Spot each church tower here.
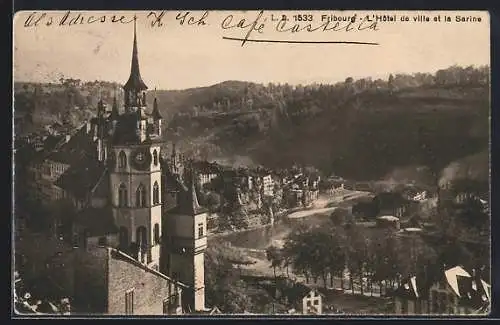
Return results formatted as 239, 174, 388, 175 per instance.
108, 17, 163, 270
163, 167, 207, 312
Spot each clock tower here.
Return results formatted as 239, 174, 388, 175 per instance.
108, 17, 164, 269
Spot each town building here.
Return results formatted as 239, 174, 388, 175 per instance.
18, 18, 207, 315
393, 265, 490, 315
284, 283, 324, 315
192, 160, 220, 189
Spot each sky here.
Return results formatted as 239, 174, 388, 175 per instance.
13, 10, 490, 90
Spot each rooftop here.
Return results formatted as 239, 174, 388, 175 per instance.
74, 207, 117, 237
55, 159, 107, 200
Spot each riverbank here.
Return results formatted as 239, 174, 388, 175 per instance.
208, 190, 371, 241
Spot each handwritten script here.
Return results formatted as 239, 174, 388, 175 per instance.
22, 10, 380, 47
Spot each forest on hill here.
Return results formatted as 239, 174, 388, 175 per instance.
14, 65, 490, 182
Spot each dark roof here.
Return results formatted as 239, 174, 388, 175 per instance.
192, 160, 220, 174
284, 282, 317, 304
43, 135, 64, 152
151, 98, 162, 119
169, 171, 208, 215
123, 20, 148, 91
45, 126, 97, 165
110, 97, 120, 120
74, 207, 117, 237
392, 266, 490, 309
111, 113, 141, 145
164, 170, 187, 192
55, 159, 107, 200
373, 191, 410, 208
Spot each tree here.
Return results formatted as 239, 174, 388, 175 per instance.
266, 245, 283, 280
329, 208, 349, 226
204, 240, 256, 313
388, 74, 395, 93
282, 224, 316, 283
325, 226, 347, 291
205, 192, 222, 213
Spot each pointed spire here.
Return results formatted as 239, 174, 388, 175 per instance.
124, 15, 148, 92
186, 170, 204, 215
172, 142, 177, 158
152, 88, 162, 119
111, 92, 119, 119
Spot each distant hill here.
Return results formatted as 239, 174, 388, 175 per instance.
13, 65, 490, 183
164, 83, 489, 182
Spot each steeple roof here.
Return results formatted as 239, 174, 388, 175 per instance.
187, 171, 206, 215
110, 95, 119, 119
152, 97, 162, 119
123, 16, 148, 92
177, 168, 207, 215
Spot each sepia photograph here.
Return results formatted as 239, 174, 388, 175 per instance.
12, 10, 490, 316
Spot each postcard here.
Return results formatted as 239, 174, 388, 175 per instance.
12, 10, 490, 316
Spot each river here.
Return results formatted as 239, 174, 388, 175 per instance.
213, 191, 372, 250
219, 212, 332, 250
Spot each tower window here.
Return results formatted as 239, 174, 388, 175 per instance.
125, 289, 134, 315
118, 184, 128, 207
136, 184, 147, 207
154, 223, 160, 245
153, 150, 158, 166
198, 222, 204, 238
118, 151, 127, 168
153, 181, 160, 205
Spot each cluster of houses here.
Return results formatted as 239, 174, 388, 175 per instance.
393, 265, 490, 315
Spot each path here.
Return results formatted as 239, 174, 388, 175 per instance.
287, 191, 373, 220
239, 251, 392, 299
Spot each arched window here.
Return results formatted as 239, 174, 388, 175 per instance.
153, 150, 158, 166
119, 183, 128, 207
118, 151, 127, 168
136, 226, 147, 248
153, 223, 160, 245
153, 181, 160, 205
119, 227, 129, 249
136, 184, 146, 207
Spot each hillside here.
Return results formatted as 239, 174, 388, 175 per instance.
13, 65, 490, 183
165, 84, 489, 182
